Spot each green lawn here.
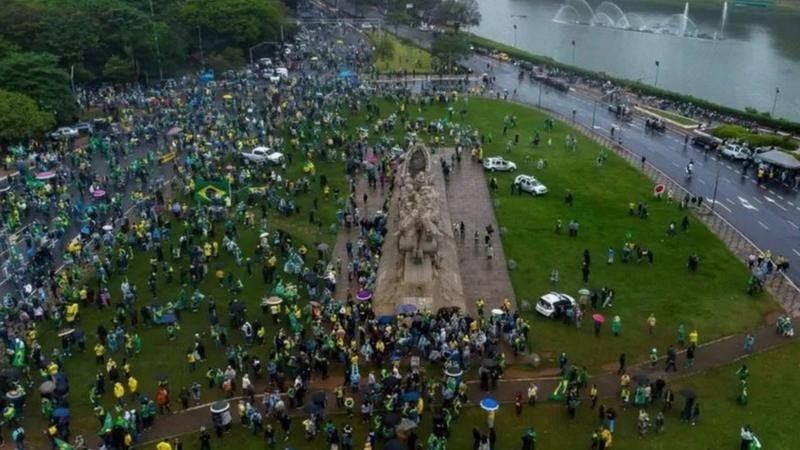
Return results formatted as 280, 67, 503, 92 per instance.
170, 342, 800, 449
26, 96, 781, 446
638, 105, 700, 126
365, 98, 778, 370
368, 31, 432, 74
711, 124, 798, 150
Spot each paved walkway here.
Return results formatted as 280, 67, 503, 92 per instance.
331, 164, 389, 301
437, 148, 515, 314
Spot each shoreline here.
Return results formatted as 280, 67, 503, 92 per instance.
466, 33, 800, 135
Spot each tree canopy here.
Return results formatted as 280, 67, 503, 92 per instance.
0, 89, 55, 144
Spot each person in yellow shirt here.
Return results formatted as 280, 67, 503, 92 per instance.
128, 376, 138, 399
156, 440, 172, 450
113, 382, 125, 403
688, 329, 699, 347
94, 343, 105, 365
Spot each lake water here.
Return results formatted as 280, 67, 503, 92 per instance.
473, 0, 800, 121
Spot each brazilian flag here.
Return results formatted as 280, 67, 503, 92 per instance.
54, 438, 74, 450
97, 412, 113, 435
193, 180, 228, 204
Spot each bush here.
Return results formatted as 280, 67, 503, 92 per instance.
711, 124, 798, 150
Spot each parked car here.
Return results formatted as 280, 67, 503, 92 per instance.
536, 292, 577, 318
513, 175, 548, 195
720, 143, 750, 160
483, 157, 517, 172
690, 135, 719, 151
360, 23, 373, 30
50, 127, 79, 139
73, 122, 94, 135
241, 146, 285, 165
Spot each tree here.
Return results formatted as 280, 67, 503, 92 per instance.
0, 89, 54, 144
431, 34, 470, 61
373, 34, 395, 64
387, 9, 413, 33
207, 47, 245, 72
431, 0, 481, 30
102, 55, 135, 83
181, 0, 286, 50
0, 52, 74, 121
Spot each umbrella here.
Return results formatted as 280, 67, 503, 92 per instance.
679, 389, 696, 399
167, 126, 183, 136
303, 403, 321, 415
592, 313, 605, 324
101, 224, 113, 232
377, 315, 393, 325
402, 391, 421, 402
356, 290, 373, 301
264, 296, 283, 306
311, 392, 327, 405
210, 401, 229, 413
396, 303, 417, 315
632, 374, 650, 385
303, 272, 319, 285
480, 397, 499, 412
0, 368, 20, 380
309, 301, 321, 308
222, 94, 233, 100
491, 308, 504, 316
36, 171, 56, 180
315, 243, 329, 252
444, 365, 463, 377
384, 440, 404, 450
161, 313, 176, 324
382, 413, 401, 427
578, 288, 591, 296
52, 408, 70, 418
39, 381, 56, 394
481, 358, 499, 368
396, 418, 418, 432
92, 189, 106, 198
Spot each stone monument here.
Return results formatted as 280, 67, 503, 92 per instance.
373, 144, 466, 315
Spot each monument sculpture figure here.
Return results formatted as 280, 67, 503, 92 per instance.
373, 144, 466, 315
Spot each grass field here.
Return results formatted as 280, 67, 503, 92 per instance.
638, 104, 700, 126
363, 98, 778, 370
169, 341, 800, 449
367, 31, 432, 74
24, 96, 781, 446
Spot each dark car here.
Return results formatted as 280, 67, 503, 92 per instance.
691, 135, 719, 151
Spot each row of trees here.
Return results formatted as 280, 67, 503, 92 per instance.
0, 0, 292, 144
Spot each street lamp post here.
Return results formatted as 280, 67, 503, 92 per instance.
710, 163, 721, 213
571, 40, 576, 64
654, 60, 660, 87
771, 87, 780, 117
513, 24, 518, 48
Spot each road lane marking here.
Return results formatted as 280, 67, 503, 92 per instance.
794, 249, 800, 257
737, 196, 759, 211
725, 198, 735, 205
698, 179, 706, 185
708, 198, 732, 213
788, 220, 799, 230
722, 177, 730, 183
758, 221, 769, 230
764, 196, 788, 211
752, 197, 763, 204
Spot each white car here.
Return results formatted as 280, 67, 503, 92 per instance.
483, 157, 517, 172
360, 23, 374, 30
536, 292, 577, 318
51, 127, 79, 139
514, 175, 548, 195
242, 146, 285, 165
721, 143, 750, 160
